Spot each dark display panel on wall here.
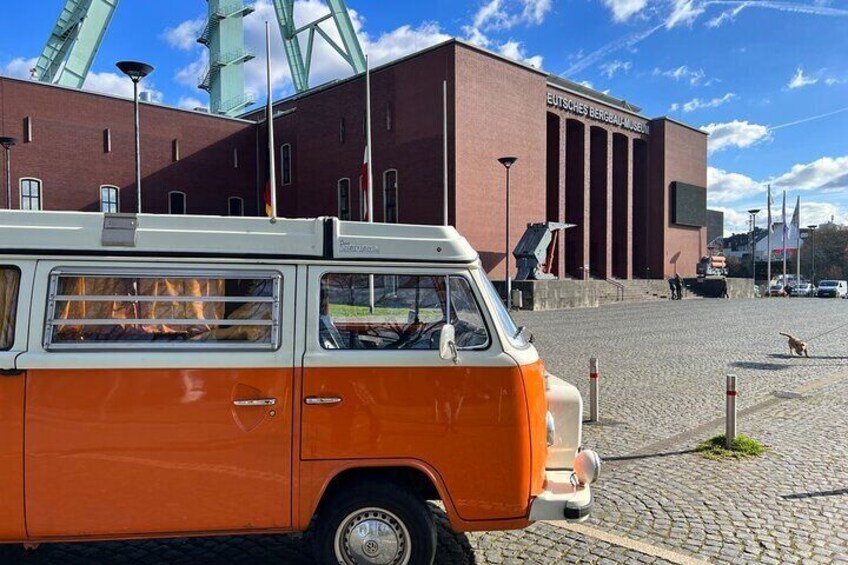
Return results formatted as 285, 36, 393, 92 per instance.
671, 182, 707, 227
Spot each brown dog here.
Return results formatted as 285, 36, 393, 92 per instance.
780, 332, 809, 357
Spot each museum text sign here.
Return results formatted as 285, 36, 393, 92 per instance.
546, 92, 650, 135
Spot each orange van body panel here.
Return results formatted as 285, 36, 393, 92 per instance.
0, 374, 26, 539
520, 361, 549, 497
300, 360, 548, 522
24, 368, 293, 538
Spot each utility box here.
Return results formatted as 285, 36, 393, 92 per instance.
513, 222, 575, 281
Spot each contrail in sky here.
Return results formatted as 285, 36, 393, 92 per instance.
770, 106, 848, 131
562, 1, 848, 79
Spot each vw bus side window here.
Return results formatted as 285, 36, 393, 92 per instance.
0, 267, 21, 351
44, 270, 281, 350
319, 273, 489, 351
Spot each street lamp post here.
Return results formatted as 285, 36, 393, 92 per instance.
807, 225, 818, 285
498, 156, 518, 309
0, 137, 18, 210
748, 209, 760, 291
116, 61, 154, 213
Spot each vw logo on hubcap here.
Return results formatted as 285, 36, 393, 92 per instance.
362, 539, 380, 557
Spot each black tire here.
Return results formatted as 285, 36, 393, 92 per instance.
313, 480, 437, 565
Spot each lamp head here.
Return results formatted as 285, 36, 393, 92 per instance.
748, 209, 760, 215
807, 224, 817, 230
498, 156, 518, 169
0, 136, 19, 149
116, 61, 154, 82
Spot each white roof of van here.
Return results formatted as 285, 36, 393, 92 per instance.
0, 210, 478, 264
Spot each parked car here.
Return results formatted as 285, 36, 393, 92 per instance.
817, 280, 848, 298
791, 283, 815, 297
767, 284, 786, 297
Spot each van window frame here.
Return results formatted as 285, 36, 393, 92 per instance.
317, 270, 492, 353
0, 265, 22, 352
42, 267, 283, 352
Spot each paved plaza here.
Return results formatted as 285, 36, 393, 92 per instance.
5, 298, 848, 564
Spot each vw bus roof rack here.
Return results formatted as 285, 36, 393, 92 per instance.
0, 210, 477, 263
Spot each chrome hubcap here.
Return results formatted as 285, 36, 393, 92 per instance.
335, 507, 410, 565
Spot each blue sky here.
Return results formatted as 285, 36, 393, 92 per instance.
1, 0, 847, 234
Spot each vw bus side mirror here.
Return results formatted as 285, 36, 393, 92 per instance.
439, 323, 459, 364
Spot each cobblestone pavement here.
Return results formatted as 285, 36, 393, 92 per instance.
5, 298, 848, 563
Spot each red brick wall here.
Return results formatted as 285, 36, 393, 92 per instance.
0, 77, 257, 215
650, 119, 709, 277
454, 46, 548, 276
262, 43, 455, 225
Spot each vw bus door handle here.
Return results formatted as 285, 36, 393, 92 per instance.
232, 398, 277, 407
304, 396, 343, 406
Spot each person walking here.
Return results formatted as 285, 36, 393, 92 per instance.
674, 273, 683, 300
668, 276, 677, 300
720, 276, 729, 299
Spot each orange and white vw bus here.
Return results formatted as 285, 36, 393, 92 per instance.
0, 210, 599, 564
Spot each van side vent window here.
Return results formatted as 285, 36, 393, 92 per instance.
44, 269, 282, 351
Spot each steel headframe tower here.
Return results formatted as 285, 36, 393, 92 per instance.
272, 0, 366, 93
198, 0, 256, 116
31, 0, 120, 88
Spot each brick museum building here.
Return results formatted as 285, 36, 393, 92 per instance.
0, 39, 709, 279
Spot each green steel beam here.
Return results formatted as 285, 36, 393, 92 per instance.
200, 0, 255, 117
272, 0, 366, 93
32, 0, 120, 88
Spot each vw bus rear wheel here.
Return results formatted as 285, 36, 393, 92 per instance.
314, 481, 436, 565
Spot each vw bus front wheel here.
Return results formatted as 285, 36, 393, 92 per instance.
314, 481, 437, 565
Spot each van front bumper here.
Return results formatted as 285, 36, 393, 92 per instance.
528, 470, 593, 522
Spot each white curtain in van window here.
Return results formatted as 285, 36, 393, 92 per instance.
0, 269, 20, 350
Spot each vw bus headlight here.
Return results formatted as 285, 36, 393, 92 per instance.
573, 449, 601, 485
546, 411, 556, 447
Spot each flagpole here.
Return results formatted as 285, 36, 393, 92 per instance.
782, 190, 787, 285
365, 54, 374, 223
365, 54, 375, 313
443, 79, 449, 226
767, 184, 772, 288
265, 21, 278, 223
796, 195, 801, 285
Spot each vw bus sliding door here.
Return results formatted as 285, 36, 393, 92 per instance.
19, 262, 296, 538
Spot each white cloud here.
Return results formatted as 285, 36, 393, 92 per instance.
464, 0, 552, 53
701, 120, 770, 154
787, 66, 818, 89
707, 166, 763, 204
162, 18, 206, 51
797, 201, 848, 227
601, 0, 648, 22
83, 71, 163, 102
521, 0, 553, 25
670, 92, 735, 113
653, 64, 707, 85
2, 57, 37, 79
472, 0, 553, 31
706, 3, 749, 27
498, 40, 544, 67
666, 0, 705, 28
711, 206, 751, 235
771, 156, 848, 191
600, 59, 631, 78
178, 96, 207, 111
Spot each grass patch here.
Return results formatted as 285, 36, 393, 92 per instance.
696, 434, 767, 460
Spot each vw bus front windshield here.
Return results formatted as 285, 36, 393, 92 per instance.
478, 271, 529, 349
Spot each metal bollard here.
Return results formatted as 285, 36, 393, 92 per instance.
589, 358, 599, 423
725, 374, 737, 448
